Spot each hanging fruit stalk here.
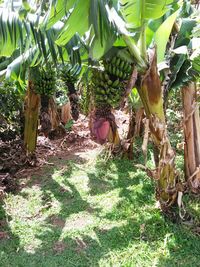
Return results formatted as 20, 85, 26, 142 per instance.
49, 97, 60, 129
79, 80, 92, 116
33, 65, 56, 137
60, 64, 81, 121
40, 95, 51, 137
24, 77, 40, 154
91, 49, 134, 145
182, 82, 200, 193
68, 82, 79, 121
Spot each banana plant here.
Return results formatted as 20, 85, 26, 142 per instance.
42, 0, 182, 209
162, 1, 200, 194
1, 0, 198, 208
101, 0, 181, 209
60, 63, 82, 121
0, 0, 88, 155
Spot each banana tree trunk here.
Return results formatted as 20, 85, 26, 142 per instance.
40, 95, 52, 137
68, 82, 79, 121
182, 83, 200, 193
126, 107, 136, 159
136, 49, 178, 209
49, 97, 61, 129
60, 102, 71, 125
108, 126, 120, 146
24, 80, 40, 154
125, 107, 144, 159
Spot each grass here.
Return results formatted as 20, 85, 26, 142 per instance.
0, 151, 200, 267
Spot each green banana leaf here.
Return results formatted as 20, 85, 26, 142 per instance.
155, 10, 179, 63
120, 0, 174, 28
42, 0, 76, 30
55, 0, 90, 46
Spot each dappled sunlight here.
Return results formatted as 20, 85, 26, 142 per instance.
87, 188, 123, 216
4, 186, 62, 254
1, 154, 200, 266
61, 211, 96, 234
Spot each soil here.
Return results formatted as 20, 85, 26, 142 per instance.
0, 111, 129, 199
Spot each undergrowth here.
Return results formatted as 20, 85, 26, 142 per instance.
0, 153, 199, 267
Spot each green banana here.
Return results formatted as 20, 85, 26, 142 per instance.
101, 89, 106, 95
96, 88, 101, 93
116, 69, 120, 77
113, 66, 117, 76
104, 73, 110, 81
100, 81, 105, 87
112, 79, 120, 87
119, 71, 123, 78
111, 57, 117, 65
123, 73, 128, 80
124, 62, 129, 71
108, 64, 112, 74
107, 80, 112, 86
99, 72, 104, 80
127, 65, 132, 72
120, 60, 125, 69
116, 57, 121, 66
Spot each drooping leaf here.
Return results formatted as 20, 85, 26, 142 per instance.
89, 1, 118, 60
174, 18, 196, 48
56, 0, 90, 46
155, 10, 178, 63
167, 53, 186, 90
43, 0, 76, 30
120, 0, 174, 28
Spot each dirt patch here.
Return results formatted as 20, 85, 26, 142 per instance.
53, 241, 68, 254
0, 173, 17, 197
0, 112, 128, 197
0, 115, 98, 195
0, 231, 10, 240
50, 216, 66, 228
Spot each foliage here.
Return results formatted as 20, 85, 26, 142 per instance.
55, 88, 69, 107
0, 80, 24, 125
0, 2, 85, 82
0, 80, 24, 140
64, 119, 74, 131
163, 1, 200, 92
0, 0, 183, 81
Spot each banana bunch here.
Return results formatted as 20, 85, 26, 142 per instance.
92, 69, 123, 108
60, 64, 81, 121
33, 66, 56, 96
92, 53, 133, 109
103, 55, 132, 80
60, 64, 81, 85
79, 83, 91, 115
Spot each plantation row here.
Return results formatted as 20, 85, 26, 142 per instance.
0, 0, 200, 212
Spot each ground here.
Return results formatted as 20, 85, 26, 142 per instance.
0, 112, 200, 267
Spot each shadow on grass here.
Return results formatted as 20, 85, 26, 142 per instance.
0, 157, 200, 266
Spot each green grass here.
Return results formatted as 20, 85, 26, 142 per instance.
0, 153, 200, 267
